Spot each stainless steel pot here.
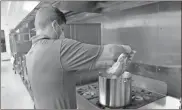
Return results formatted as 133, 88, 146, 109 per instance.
99, 71, 132, 108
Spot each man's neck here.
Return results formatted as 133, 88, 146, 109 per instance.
36, 30, 56, 39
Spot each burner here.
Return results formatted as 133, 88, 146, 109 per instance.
77, 84, 99, 100
143, 95, 151, 100
133, 95, 144, 101
96, 101, 105, 109
147, 92, 152, 95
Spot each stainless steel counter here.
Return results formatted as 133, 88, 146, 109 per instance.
139, 96, 180, 109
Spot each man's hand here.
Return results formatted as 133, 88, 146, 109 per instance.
111, 44, 132, 62
121, 45, 132, 54
128, 50, 136, 61
95, 44, 133, 69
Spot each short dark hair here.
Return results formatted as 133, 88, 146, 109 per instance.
35, 6, 66, 30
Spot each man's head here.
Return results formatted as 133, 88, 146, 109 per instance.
34, 6, 66, 39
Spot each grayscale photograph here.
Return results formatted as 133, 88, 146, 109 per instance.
1, 1, 181, 109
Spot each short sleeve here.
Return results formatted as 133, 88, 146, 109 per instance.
60, 38, 103, 72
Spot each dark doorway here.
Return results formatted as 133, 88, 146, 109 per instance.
1, 30, 6, 52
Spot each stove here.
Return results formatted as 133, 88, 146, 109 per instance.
76, 82, 165, 109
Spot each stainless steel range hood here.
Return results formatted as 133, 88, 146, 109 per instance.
13, 1, 159, 32
61, 1, 159, 23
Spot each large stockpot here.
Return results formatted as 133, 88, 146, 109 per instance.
99, 71, 132, 108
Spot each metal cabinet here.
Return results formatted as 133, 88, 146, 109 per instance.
64, 23, 101, 45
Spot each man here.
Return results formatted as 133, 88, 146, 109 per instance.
26, 6, 133, 109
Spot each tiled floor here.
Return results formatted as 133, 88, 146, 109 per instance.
1, 53, 34, 109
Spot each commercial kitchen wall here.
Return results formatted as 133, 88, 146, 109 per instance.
75, 1, 181, 98
77, 1, 181, 66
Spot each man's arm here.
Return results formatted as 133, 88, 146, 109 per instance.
60, 38, 131, 72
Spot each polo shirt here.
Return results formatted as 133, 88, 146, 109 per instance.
26, 35, 103, 109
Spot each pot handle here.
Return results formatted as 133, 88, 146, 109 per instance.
123, 78, 134, 83
123, 80, 127, 83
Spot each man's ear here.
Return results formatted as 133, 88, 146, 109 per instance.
52, 20, 57, 29
61, 23, 65, 31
